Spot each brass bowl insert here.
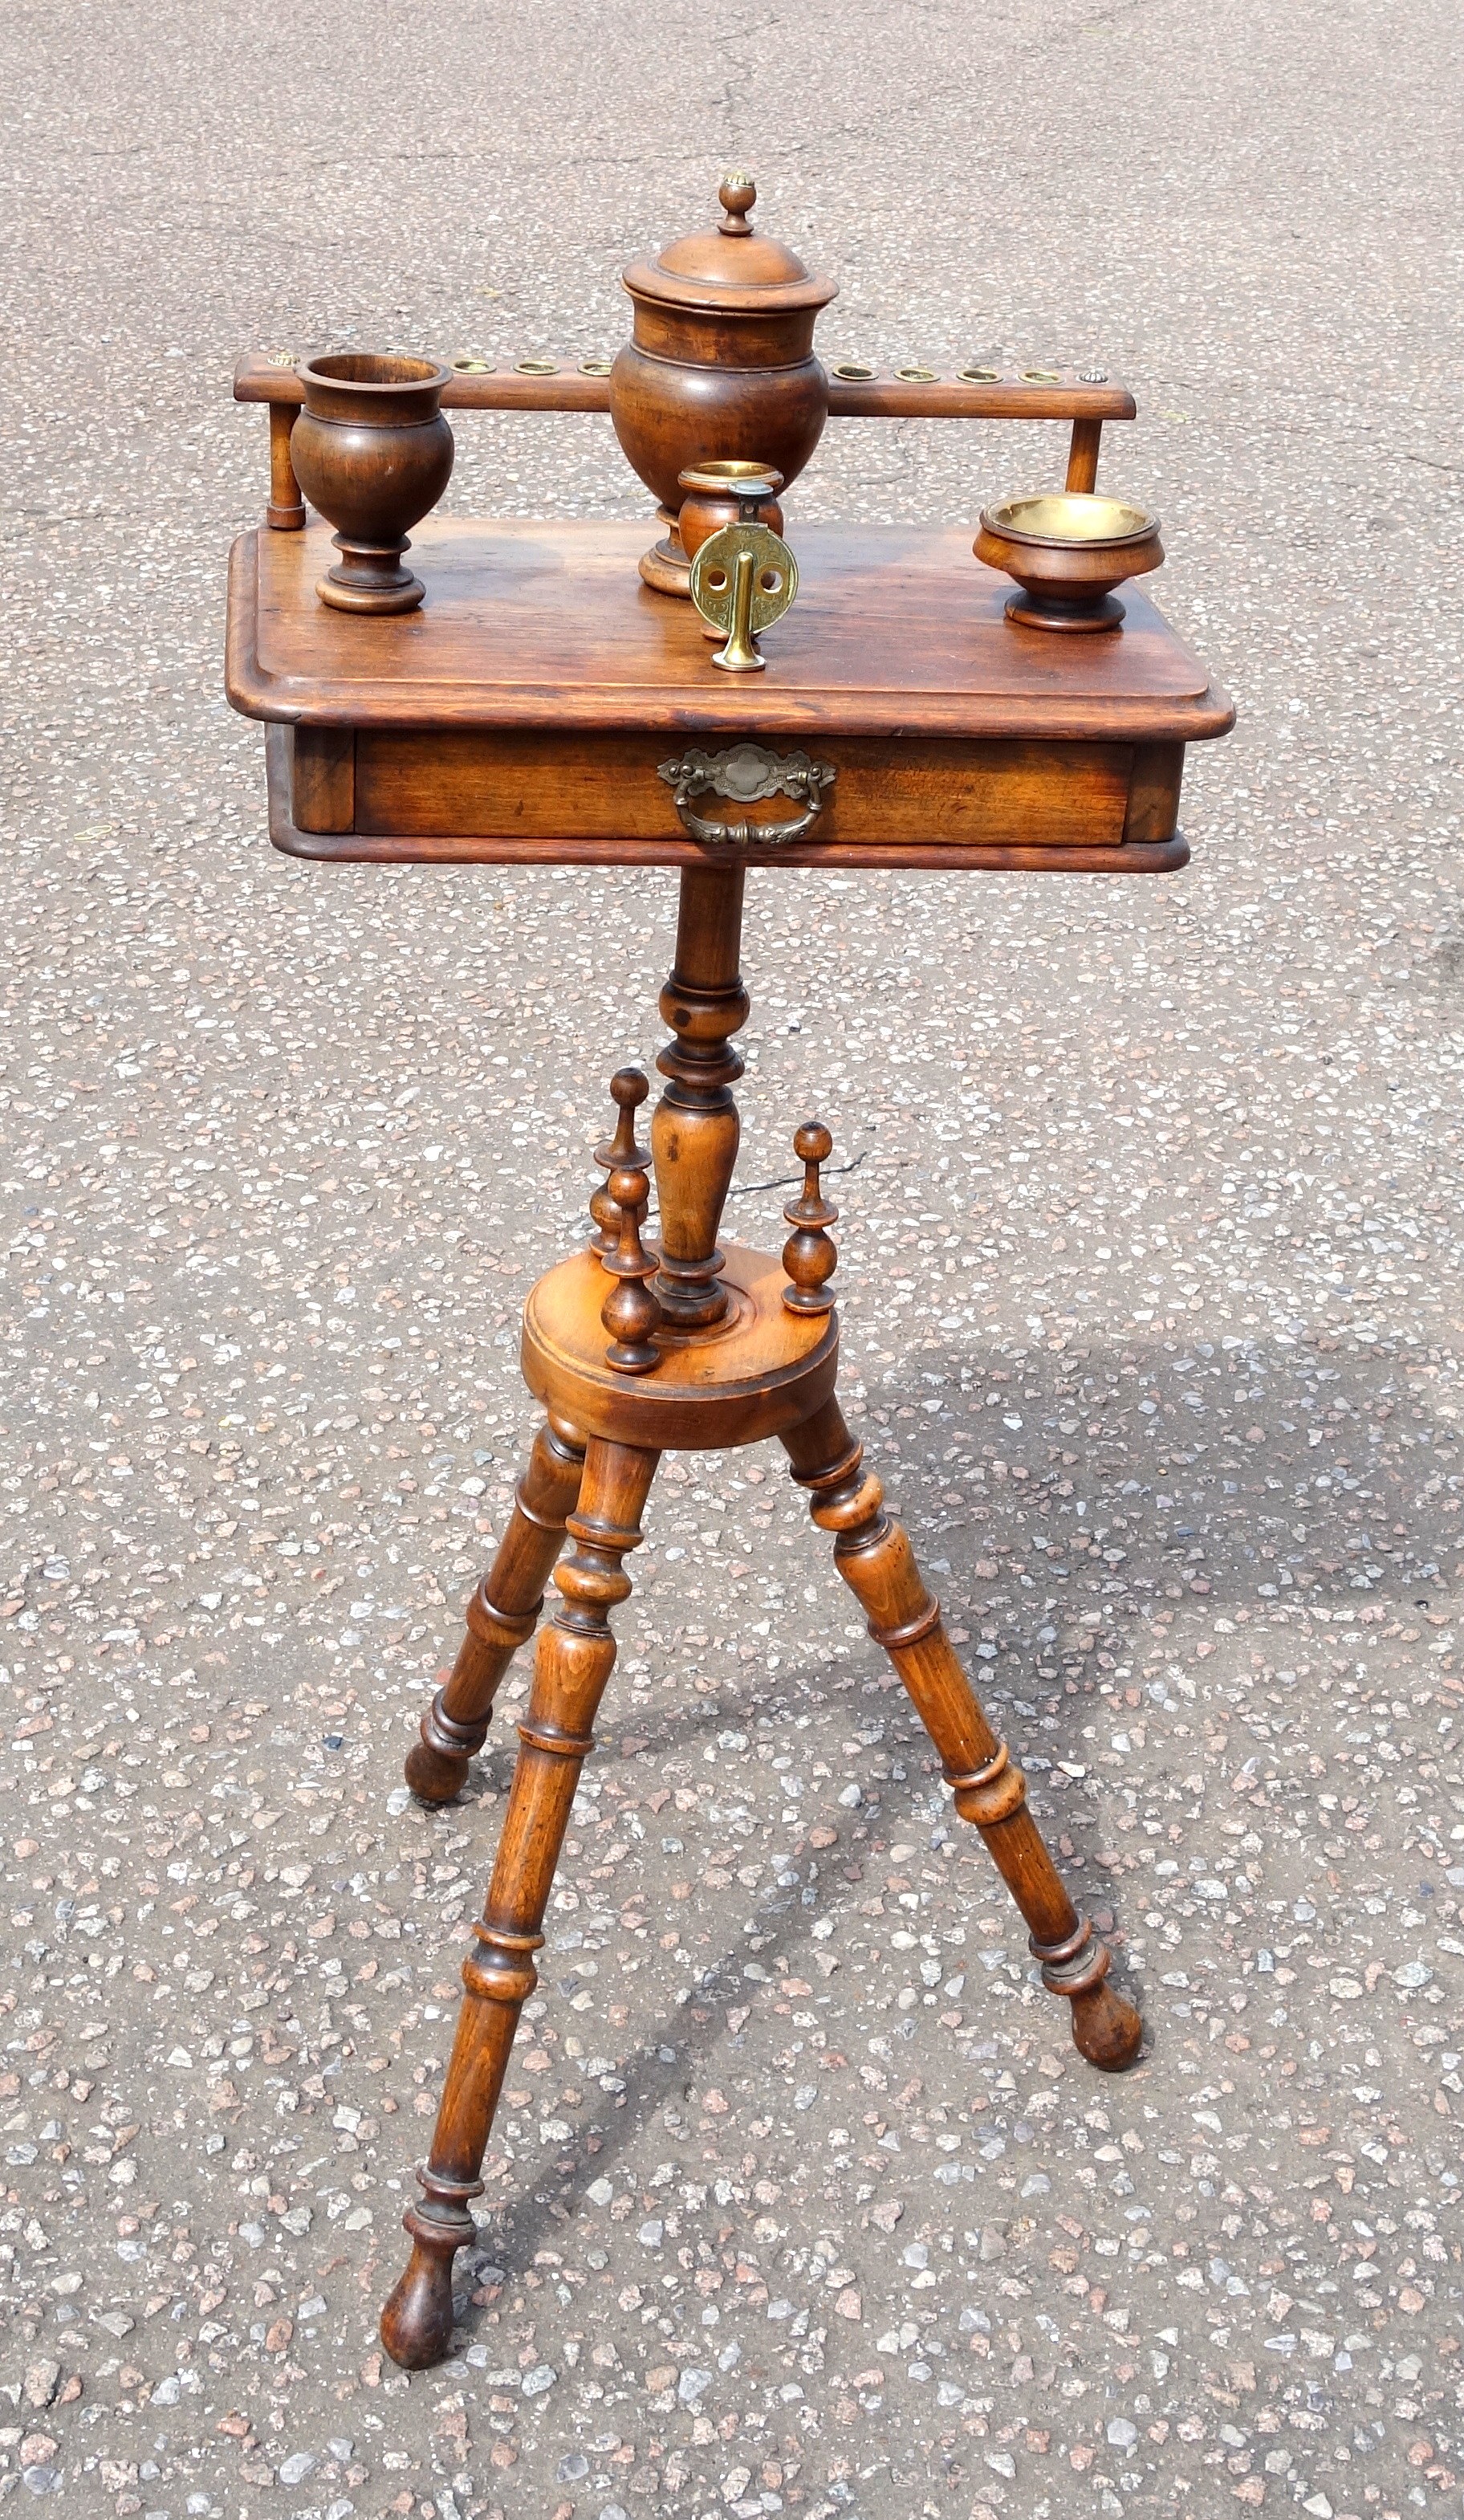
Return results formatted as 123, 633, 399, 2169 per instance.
678, 458, 785, 495
829, 360, 877, 381
974, 491, 1163, 633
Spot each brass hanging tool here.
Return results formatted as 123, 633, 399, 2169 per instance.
687, 464, 799, 671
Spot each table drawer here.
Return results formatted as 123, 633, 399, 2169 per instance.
279, 725, 1185, 872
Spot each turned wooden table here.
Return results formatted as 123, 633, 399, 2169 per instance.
226, 511, 1232, 2366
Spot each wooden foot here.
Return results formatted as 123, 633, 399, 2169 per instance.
405, 1414, 586, 1802
783, 1398, 1142, 2073
380, 1438, 658, 2368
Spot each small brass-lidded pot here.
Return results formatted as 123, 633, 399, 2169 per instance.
677, 460, 786, 564
679, 462, 785, 638
292, 353, 455, 614
975, 491, 1162, 632
612, 176, 836, 595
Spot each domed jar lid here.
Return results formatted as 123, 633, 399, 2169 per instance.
621, 174, 837, 318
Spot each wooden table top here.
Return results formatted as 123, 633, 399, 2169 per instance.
226, 518, 1233, 747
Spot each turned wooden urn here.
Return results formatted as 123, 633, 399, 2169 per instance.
611, 174, 836, 592
292, 353, 455, 613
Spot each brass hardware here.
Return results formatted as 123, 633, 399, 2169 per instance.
829, 360, 877, 381
452, 357, 494, 373
689, 521, 797, 672
1020, 368, 1061, 385
895, 364, 938, 382
958, 364, 1002, 383
578, 356, 614, 376
975, 491, 1163, 633
983, 492, 1154, 544
657, 743, 836, 848
267, 352, 298, 367
678, 458, 783, 498
514, 357, 559, 376
718, 543, 762, 671
685, 465, 797, 672
717, 172, 758, 235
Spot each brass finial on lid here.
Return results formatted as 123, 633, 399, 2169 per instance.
718, 173, 757, 236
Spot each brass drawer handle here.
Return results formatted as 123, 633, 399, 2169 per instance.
658, 743, 836, 849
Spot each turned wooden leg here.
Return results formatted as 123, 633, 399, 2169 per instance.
783, 1397, 1141, 2072
405, 1412, 587, 1803
380, 1437, 658, 2368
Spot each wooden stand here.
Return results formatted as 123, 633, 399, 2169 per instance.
224, 509, 1233, 2371
380, 861, 1147, 2367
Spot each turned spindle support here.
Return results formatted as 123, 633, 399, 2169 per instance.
1064, 414, 1104, 494
267, 400, 305, 530
782, 1121, 838, 1315
591, 1065, 650, 1253
651, 865, 749, 1327
597, 1069, 663, 1374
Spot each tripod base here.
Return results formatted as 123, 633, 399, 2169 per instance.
382, 1236, 1142, 2368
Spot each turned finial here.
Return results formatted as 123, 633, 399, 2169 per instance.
598, 1069, 662, 1374
782, 1121, 838, 1316
718, 173, 757, 236
591, 1065, 650, 1253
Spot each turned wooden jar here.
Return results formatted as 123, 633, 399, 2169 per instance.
611, 174, 836, 592
292, 353, 455, 614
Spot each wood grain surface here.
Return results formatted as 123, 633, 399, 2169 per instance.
266, 723, 1190, 872
227, 519, 1233, 743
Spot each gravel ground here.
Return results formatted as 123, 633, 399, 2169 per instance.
3, 2, 1463, 2516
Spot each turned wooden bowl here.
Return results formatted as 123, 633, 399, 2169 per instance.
975, 491, 1162, 632
292, 353, 455, 614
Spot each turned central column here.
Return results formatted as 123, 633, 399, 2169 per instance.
651, 864, 749, 1325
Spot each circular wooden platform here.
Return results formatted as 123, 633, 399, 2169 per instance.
520, 1241, 839, 1451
